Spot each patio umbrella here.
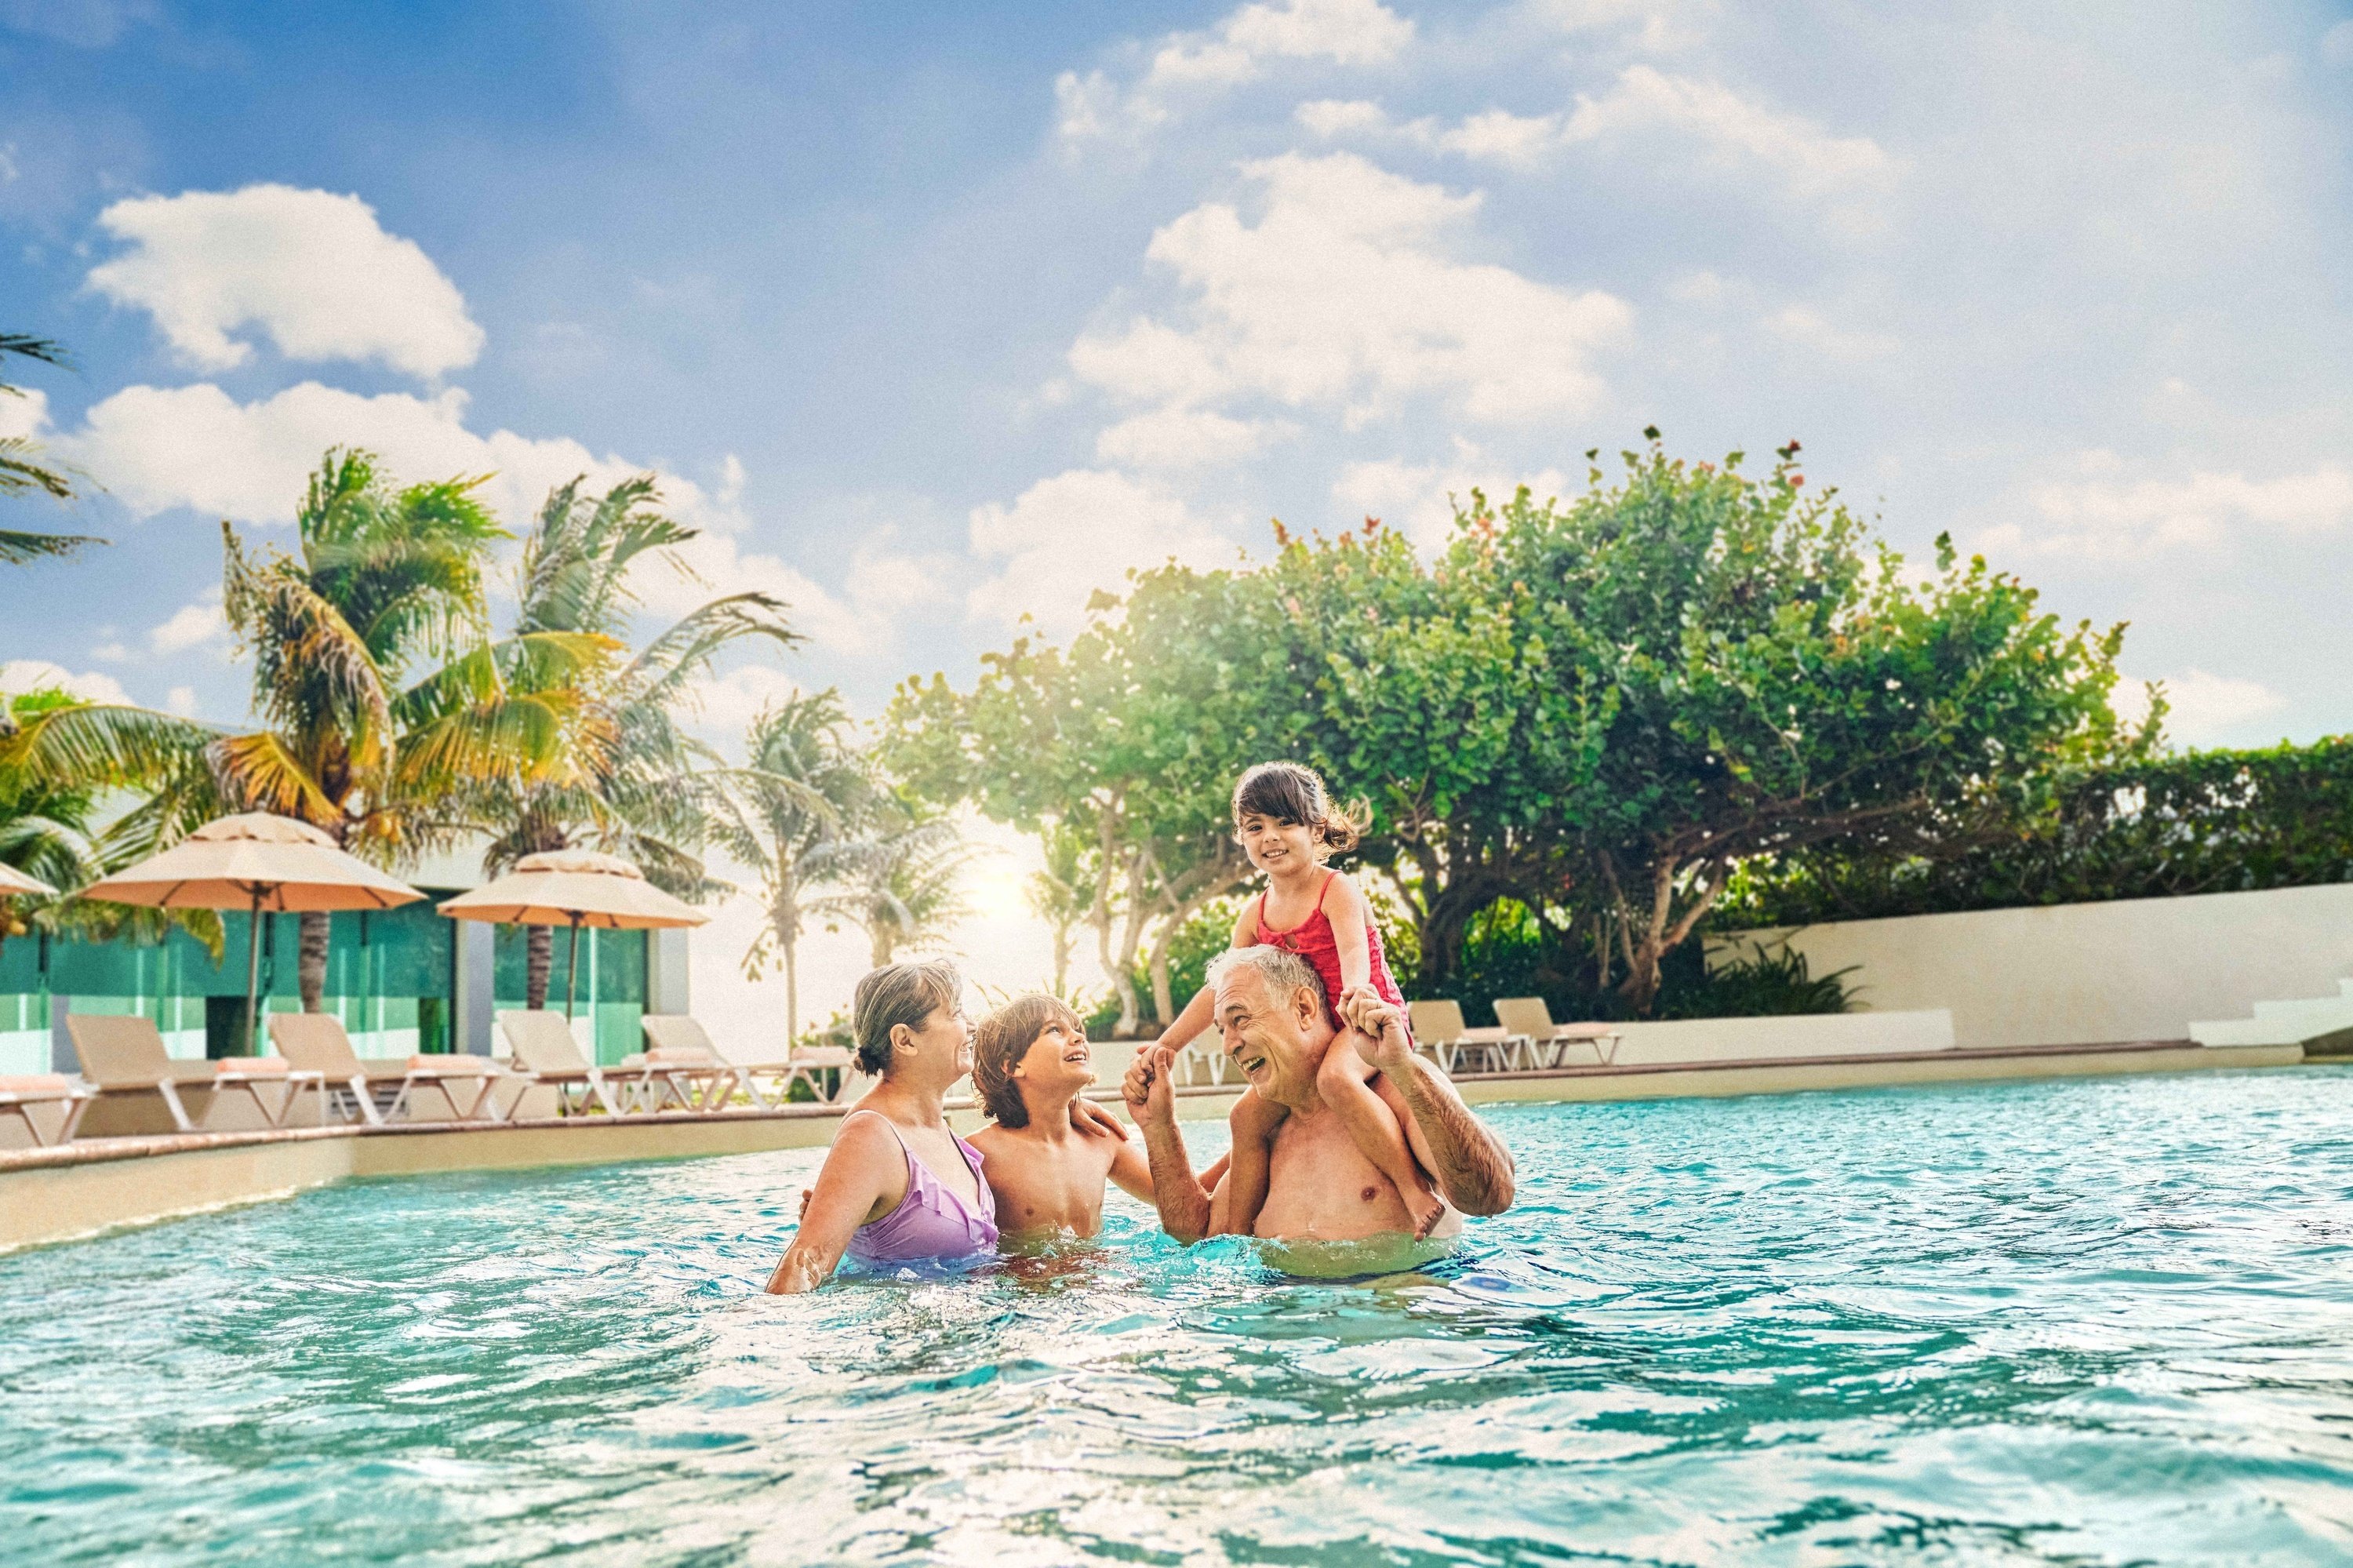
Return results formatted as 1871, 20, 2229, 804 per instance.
0, 864, 56, 897
81, 813, 424, 1055
437, 849, 707, 1021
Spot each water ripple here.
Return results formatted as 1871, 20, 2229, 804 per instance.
2, 1068, 2351, 1564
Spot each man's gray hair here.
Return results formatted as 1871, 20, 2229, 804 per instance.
1206, 945, 1326, 1012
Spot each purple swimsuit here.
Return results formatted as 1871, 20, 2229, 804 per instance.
843, 1111, 1000, 1269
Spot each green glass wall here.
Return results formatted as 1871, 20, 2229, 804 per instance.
0, 898, 460, 1071
492, 926, 648, 1065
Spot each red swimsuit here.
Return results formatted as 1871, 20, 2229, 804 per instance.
1253, 871, 1408, 1021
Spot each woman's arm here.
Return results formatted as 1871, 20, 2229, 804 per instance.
764, 1116, 904, 1293
1325, 872, 1374, 993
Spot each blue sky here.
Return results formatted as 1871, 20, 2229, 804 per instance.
5, 0, 2352, 762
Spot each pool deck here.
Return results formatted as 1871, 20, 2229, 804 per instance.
0, 1039, 2304, 1253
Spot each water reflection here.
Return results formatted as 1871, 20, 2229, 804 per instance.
1, 1069, 2349, 1563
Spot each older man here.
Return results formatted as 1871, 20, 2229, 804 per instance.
1122, 946, 1515, 1246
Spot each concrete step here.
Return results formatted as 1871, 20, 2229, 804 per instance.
2192, 981, 2353, 1047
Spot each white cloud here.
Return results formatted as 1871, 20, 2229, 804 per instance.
0, 385, 45, 440
1060, 0, 1412, 145
53, 380, 658, 530
2118, 669, 2288, 747
148, 585, 227, 656
1302, 68, 1900, 204
1335, 446, 1571, 551
1994, 459, 2353, 558
0, 659, 131, 704
86, 184, 483, 377
966, 468, 1235, 632
1071, 152, 1632, 425
1094, 407, 1295, 469
165, 686, 198, 717
1763, 304, 1899, 362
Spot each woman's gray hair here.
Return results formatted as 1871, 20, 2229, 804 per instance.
1205, 946, 1326, 1013
852, 959, 962, 1076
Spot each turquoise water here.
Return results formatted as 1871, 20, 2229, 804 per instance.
3, 1070, 2351, 1565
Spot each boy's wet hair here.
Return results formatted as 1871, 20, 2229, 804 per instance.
851, 959, 962, 1077
1231, 761, 1369, 855
973, 993, 1086, 1128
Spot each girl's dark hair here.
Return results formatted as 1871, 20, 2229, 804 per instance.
971, 994, 1084, 1128
852, 959, 962, 1076
1231, 761, 1369, 855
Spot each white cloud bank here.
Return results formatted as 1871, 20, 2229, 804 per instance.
1058, 0, 1412, 144
2118, 668, 2289, 747
0, 659, 131, 704
87, 184, 484, 377
1991, 455, 2353, 557
1298, 66, 1902, 203
966, 468, 1236, 634
1071, 151, 1632, 427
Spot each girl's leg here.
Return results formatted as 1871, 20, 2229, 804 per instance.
1223, 1087, 1287, 1238
1319, 1029, 1445, 1239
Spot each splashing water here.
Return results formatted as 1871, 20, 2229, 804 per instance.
3, 1068, 2350, 1564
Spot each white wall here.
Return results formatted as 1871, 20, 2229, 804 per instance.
1614, 1010, 1955, 1064
1715, 882, 2353, 1050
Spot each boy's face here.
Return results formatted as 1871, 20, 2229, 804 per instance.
1013, 1013, 1093, 1097
1236, 812, 1318, 876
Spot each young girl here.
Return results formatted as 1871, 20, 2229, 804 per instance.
1155, 762, 1444, 1239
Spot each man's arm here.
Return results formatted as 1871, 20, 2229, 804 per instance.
1345, 989, 1517, 1216
1123, 1041, 1216, 1242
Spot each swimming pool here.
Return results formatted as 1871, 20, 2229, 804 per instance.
2, 1069, 2348, 1565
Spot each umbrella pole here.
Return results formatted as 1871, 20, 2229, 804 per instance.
245, 887, 264, 1057
565, 914, 583, 1022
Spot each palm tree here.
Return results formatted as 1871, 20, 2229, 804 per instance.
818, 810, 980, 968
727, 688, 875, 1043
1025, 821, 1093, 996
464, 474, 795, 1008
216, 448, 574, 1011
1, 332, 103, 564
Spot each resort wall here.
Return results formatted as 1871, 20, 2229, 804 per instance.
1715, 882, 2353, 1050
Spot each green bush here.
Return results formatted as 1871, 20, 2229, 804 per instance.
1721, 737, 2353, 927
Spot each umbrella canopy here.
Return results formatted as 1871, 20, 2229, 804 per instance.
82, 813, 424, 911
82, 813, 424, 1057
0, 864, 56, 898
439, 849, 707, 1021
437, 849, 708, 930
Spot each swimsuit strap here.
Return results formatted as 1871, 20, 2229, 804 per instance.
1253, 890, 1270, 942
1315, 869, 1337, 911
849, 1108, 980, 1212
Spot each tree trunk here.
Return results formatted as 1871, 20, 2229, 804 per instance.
783, 931, 800, 1046
871, 926, 893, 968
297, 910, 330, 1012
1049, 921, 1071, 996
526, 923, 552, 1010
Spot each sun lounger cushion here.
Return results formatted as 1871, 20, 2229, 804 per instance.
0, 1075, 77, 1097
218, 1057, 291, 1075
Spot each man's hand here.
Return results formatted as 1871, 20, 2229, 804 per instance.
1339, 986, 1415, 1075
1122, 1040, 1180, 1126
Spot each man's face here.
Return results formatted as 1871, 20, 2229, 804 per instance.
1216, 968, 1321, 1104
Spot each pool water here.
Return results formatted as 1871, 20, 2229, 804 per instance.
3, 1069, 2350, 1566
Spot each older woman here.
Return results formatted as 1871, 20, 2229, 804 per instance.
766, 960, 999, 1293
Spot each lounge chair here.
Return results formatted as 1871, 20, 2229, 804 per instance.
1492, 997, 1623, 1068
495, 1010, 667, 1118
0, 1075, 92, 1149
639, 1014, 853, 1107
1404, 1000, 1529, 1075
269, 1013, 511, 1124
66, 1013, 328, 1135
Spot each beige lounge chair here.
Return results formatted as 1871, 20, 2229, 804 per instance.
67, 1013, 327, 1135
1492, 997, 1622, 1068
269, 1013, 511, 1124
1404, 999, 1529, 1075
495, 1010, 667, 1118
639, 1014, 852, 1107
0, 1074, 92, 1148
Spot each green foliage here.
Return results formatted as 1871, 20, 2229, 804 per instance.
1657, 942, 1858, 1020
1721, 737, 2353, 926
897, 433, 2134, 1017
0, 330, 105, 563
